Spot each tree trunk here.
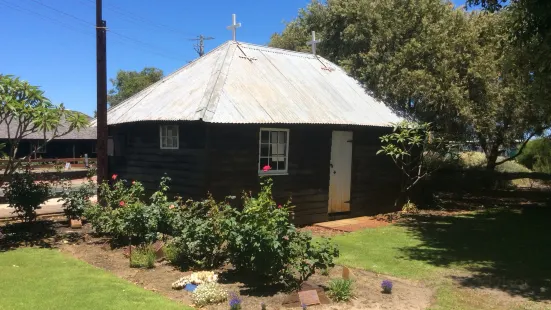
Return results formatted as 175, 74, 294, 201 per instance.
485, 145, 500, 171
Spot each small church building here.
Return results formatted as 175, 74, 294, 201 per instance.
105, 40, 402, 225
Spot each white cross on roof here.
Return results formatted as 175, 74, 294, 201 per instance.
306, 31, 321, 55
226, 14, 241, 41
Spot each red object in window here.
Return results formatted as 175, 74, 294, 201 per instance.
262, 165, 271, 172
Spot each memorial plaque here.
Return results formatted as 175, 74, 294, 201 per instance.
298, 290, 321, 306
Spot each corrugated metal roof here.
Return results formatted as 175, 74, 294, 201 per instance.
0, 116, 96, 140
102, 41, 401, 127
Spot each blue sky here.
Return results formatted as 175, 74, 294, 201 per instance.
0, 0, 465, 116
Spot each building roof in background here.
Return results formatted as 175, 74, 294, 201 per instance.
101, 41, 400, 127
0, 115, 96, 140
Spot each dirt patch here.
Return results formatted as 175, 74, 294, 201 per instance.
56, 227, 433, 310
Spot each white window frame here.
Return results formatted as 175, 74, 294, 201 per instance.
258, 128, 290, 175
159, 125, 179, 150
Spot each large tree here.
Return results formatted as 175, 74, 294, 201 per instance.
107, 67, 163, 107
0, 75, 89, 184
270, 0, 551, 170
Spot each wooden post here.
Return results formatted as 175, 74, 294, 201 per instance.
96, 0, 108, 188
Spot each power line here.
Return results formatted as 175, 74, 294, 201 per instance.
17, 0, 183, 61
0, 0, 93, 36
26, 0, 95, 27
84, 0, 193, 37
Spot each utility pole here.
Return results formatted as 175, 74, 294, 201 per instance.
96, 0, 108, 186
189, 35, 214, 57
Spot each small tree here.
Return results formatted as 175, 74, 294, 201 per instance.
377, 121, 456, 207
4, 172, 51, 222
0, 75, 89, 185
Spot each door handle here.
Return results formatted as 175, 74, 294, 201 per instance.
333, 170, 336, 174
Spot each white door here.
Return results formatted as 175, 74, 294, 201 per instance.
328, 131, 353, 213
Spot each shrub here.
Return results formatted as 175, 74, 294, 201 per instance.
381, 279, 393, 294
59, 179, 95, 220
517, 138, 551, 173
288, 232, 339, 286
5, 172, 51, 222
129, 245, 156, 268
327, 278, 354, 302
169, 195, 233, 269
84, 176, 171, 243
401, 200, 418, 214
192, 282, 227, 307
227, 177, 339, 286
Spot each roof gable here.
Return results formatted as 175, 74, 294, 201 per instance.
104, 41, 400, 127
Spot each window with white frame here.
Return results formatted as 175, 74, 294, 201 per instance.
258, 128, 289, 174
160, 125, 179, 149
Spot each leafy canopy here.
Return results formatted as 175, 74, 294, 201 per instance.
108, 67, 163, 107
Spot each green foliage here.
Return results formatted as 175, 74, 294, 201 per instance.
227, 177, 339, 286
458, 152, 531, 173
378, 121, 455, 204
0, 75, 89, 183
270, 0, 551, 171
59, 179, 95, 220
168, 194, 233, 269
327, 278, 354, 302
108, 67, 163, 106
84, 177, 162, 243
516, 138, 551, 173
191, 282, 227, 307
130, 245, 156, 269
4, 172, 51, 222
402, 201, 419, 214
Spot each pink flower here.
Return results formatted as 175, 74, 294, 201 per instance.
132, 181, 136, 185
169, 204, 175, 209
262, 165, 271, 172
283, 235, 289, 240
278, 205, 282, 209
112, 174, 118, 180
119, 201, 125, 207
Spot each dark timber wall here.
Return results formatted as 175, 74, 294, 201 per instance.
108, 122, 208, 198
108, 122, 401, 225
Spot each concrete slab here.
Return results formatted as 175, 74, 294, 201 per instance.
0, 195, 97, 219
314, 216, 389, 232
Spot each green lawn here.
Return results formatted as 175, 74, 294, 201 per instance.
0, 248, 192, 310
329, 208, 551, 310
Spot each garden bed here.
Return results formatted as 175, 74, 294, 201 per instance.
57, 224, 432, 309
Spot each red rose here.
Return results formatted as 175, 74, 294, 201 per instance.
119, 201, 125, 207
262, 165, 271, 172
278, 205, 282, 209
112, 174, 118, 180
132, 181, 135, 185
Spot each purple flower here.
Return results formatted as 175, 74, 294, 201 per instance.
381, 279, 393, 294
301, 303, 307, 310
260, 302, 267, 310
229, 292, 241, 309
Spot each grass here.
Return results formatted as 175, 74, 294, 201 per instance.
331, 225, 443, 280
0, 248, 192, 310
130, 245, 156, 269
329, 208, 551, 309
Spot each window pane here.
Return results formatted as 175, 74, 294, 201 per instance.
269, 158, 277, 170
278, 131, 286, 144
271, 132, 278, 143
261, 130, 269, 143
162, 126, 167, 136
172, 137, 178, 147
279, 159, 286, 171
162, 137, 167, 147
259, 157, 269, 170
260, 144, 269, 156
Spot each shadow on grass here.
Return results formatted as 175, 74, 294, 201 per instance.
398, 205, 551, 301
0, 220, 57, 251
